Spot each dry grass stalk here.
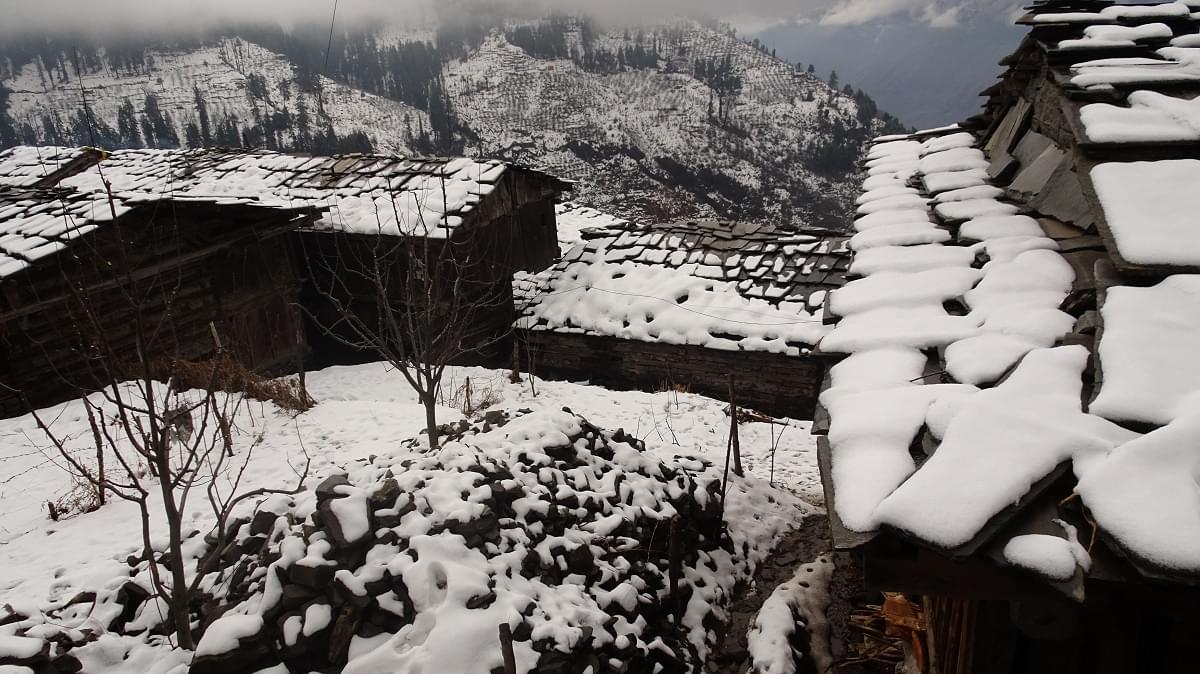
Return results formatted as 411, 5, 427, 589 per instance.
154, 355, 315, 413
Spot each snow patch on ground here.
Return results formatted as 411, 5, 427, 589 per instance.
745, 554, 834, 674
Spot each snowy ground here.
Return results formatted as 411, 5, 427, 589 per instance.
0, 362, 820, 616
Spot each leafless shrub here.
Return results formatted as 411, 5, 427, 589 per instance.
300, 177, 512, 448
26, 167, 310, 650
47, 472, 103, 521
447, 376, 503, 417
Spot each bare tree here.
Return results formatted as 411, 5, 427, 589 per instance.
301, 179, 513, 449
22, 169, 309, 650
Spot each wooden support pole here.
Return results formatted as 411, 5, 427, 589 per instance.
728, 374, 743, 477
719, 427, 734, 534
510, 337, 522, 383
498, 623, 517, 674
669, 518, 682, 621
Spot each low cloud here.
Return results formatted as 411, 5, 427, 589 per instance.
0, 0, 1013, 36
820, 0, 951, 27
0, 0, 810, 35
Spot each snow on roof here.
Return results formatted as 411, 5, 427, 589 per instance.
1090, 159, 1200, 267
0, 146, 85, 188
1075, 403, 1200, 575
0, 189, 126, 278
1089, 275, 1200, 425
55, 147, 511, 237
811, 118, 1200, 582
0, 146, 566, 243
873, 346, 1136, 549
827, 0, 1200, 588
1057, 22, 1173, 50
1069, 48, 1200, 89
553, 202, 629, 254
1080, 91, 1200, 144
0, 146, 568, 280
516, 215, 848, 354
1026, 2, 1190, 25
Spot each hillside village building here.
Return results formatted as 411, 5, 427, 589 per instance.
813, 1, 1200, 671
517, 204, 850, 416
0, 146, 568, 416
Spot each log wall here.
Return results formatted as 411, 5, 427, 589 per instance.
517, 329, 829, 419
0, 204, 312, 418
297, 168, 564, 368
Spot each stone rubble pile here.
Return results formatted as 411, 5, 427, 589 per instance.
1, 409, 742, 674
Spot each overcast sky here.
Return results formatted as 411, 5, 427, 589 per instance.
0, 0, 1013, 35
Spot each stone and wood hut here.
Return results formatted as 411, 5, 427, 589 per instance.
0, 146, 569, 417
516, 205, 851, 418
813, 2, 1200, 671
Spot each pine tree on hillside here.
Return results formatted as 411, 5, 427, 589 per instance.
117, 99, 143, 148
140, 116, 156, 148
185, 123, 202, 148
143, 94, 179, 148
0, 84, 17, 150
194, 86, 213, 147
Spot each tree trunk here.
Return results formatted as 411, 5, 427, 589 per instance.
424, 393, 440, 449
154, 438, 195, 649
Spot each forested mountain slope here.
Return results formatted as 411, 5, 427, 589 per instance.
0, 18, 905, 228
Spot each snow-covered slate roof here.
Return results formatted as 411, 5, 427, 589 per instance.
1012, 2, 1200, 94
816, 114, 1200, 588
0, 188, 129, 278
1021, 1, 1193, 25
1079, 90, 1200, 144
0, 146, 568, 242
820, 130, 1084, 540
1090, 159, 1200, 268
515, 214, 849, 355
553, 202, 630, 254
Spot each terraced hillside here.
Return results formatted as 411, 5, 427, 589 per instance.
0, 19, 905, 229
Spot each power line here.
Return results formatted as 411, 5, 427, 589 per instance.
323, 0, 340, 76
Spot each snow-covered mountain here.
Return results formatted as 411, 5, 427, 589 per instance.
0, 19, 905, 229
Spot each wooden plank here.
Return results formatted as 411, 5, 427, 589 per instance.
863, 548, 1064, 603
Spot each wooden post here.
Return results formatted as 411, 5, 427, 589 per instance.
728, 374, 743, 477
719, 430, 733, 529
509, 338, 522, 383
208, 321, 223, 352
669, 518, 682, 620
498, 623, 517, 674
296, 326, 309, 407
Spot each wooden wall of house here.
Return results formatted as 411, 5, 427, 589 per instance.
296, 231, 517, 368
866, 547, 1200, 674
296, 169, 565, 368
921, 595, 1200, 674
457, 170, 562, 274
517, 329, 829, 419
0, 205, 308, 418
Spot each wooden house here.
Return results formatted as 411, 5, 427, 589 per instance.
516, 206, 851, 418
0, 146, 570, 416
813, 2, 1200, 671
0, 153, 320, 416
